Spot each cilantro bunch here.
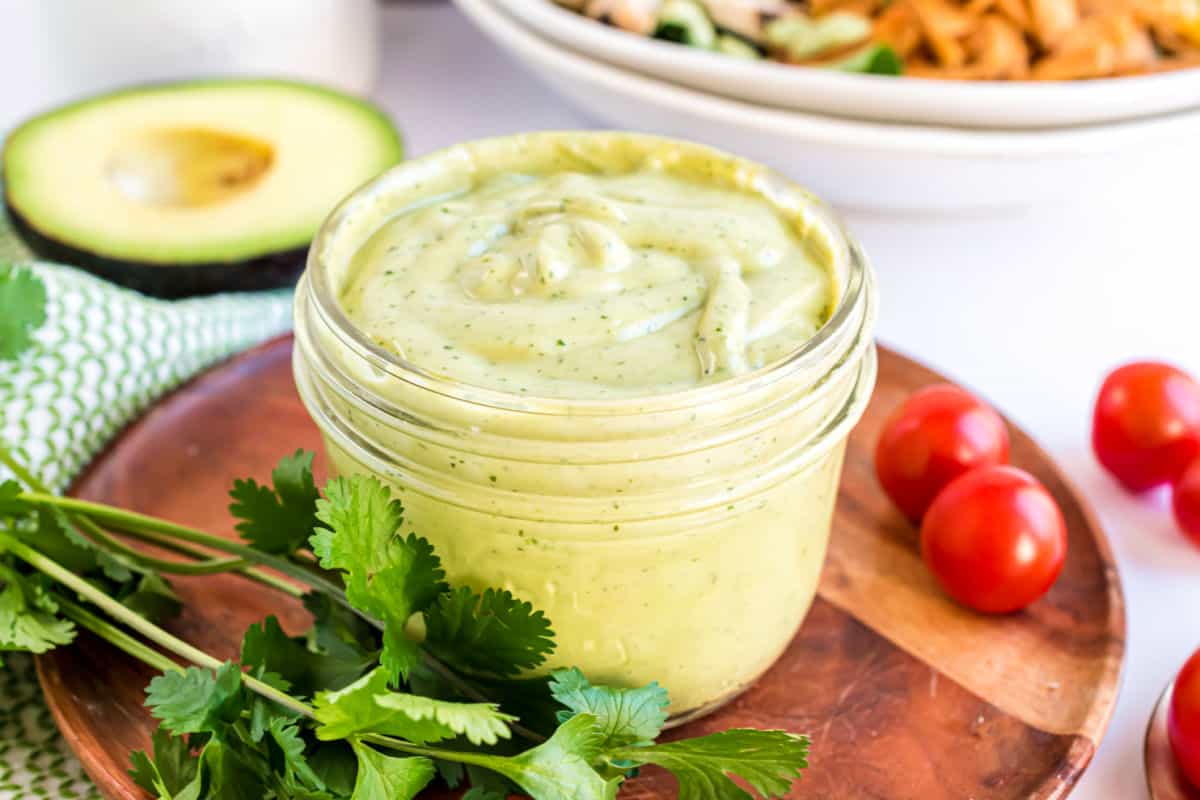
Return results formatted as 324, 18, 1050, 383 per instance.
0, 265, 811, 799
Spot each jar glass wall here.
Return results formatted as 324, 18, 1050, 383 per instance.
293, 132, 878, 720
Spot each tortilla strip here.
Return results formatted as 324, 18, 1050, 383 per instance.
995, 0, 1034, 30
1032, 10, 1156, 77
873, 0, 926, 56
1030, 0, 1081, 47
910, 0, 978, 65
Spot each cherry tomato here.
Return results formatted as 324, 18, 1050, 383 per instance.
1172, 460, 1200, 548
1092, 361, 1200, 492
920, 465, 1067, 614
874, 383, 1010, 521
1169, 648, 1200, 789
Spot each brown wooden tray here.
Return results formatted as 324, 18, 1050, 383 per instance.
36, 336, 1125, 799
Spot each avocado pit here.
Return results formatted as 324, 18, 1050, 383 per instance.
104, 127, 275, 208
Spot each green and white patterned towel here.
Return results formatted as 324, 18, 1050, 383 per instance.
0, 207, 293, 797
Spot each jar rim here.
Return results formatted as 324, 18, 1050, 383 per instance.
303, 131, 875, 416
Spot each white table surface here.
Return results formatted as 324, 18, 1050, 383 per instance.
372, 4, 1199, 799
3, 2, 1195, 797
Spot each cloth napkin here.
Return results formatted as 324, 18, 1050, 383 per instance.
0, 206, 294, 797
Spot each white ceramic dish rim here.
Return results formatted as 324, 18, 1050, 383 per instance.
499, 0, 1200, 129
457, 0, 1200, 159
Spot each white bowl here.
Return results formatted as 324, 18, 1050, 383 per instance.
454, 0, 1200, 213
498, 0, 1200, 129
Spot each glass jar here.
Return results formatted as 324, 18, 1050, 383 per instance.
293, 133, 878, 722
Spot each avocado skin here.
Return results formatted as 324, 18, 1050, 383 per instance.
7, 202, 307, 299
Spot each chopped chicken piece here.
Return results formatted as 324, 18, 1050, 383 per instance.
583, 0, 663, 34
702, 0, 794, 42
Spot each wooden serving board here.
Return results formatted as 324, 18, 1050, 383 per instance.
37, 337, 1125, 800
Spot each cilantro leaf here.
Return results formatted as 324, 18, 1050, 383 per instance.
435, 758, 464, 789
197, 737, 268, 800
246, 668, 295, 744
462, 783, 510, 800
264, 717, 326, 793
0, 265, 47, 361
302, 592, 380, 680
462, 789, 507, 800
146, 663, 245, 735
407, 660, 562, 739
15, 508, 180, 622
463, 765, 519, 800
349, 741, 435, 800
0, 481, 30, 515
0, 566, 74, 656
311, 476, 446, 682
614, 729, 811, 800
307, 741, 359, 798
242, 615, 367, 699
94, 550, 135, 583
484, 713, 620, 800
141, 663, 334, 799
129, 729, 200, 798
18, 506, 110, 577
313, 667, 514, 746
549, 667, 668, 748
117, 573, 182, 623
424, 586, 555, 678
14, 508, 98, 575
230, 450, 321, 555
127, 750, 158, 796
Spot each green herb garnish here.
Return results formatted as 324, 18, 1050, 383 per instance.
0, 447, 812, 798
0, 277, 812, 799
0, 264, 47, 361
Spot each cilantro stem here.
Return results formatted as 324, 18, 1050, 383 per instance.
359, 734, 510, 767
55, 596, 182, 675
51, 589, 547, 780
73, 521, 248, 577
0, 446, 294, 589
57, 597, 322, 728
1, 532, 222, 667
0, 531, 312, 719
0, 446, 46, 493
9, 476, 546, 744
111, 526, 303, 598
29, 496, 545, 742
18, 492, 343, 601
413, 653, 547, 744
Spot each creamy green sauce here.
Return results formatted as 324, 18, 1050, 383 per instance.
306, 134, 868, 716
340, 159, 834, 399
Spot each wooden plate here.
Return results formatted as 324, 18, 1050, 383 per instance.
36, 337, 1125, 799
1146, 681, 1200, 800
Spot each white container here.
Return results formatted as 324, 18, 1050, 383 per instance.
455, 0, 1200, 213
0, 0, 379, 130
499, 0, 1200, 129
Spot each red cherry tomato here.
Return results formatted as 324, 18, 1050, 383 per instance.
1092, 362, 1200, 492
1170, 648, 1200, 789
874, 383, 1010, 521
920, 465, 1067, 614
1173, 460, 1200, 548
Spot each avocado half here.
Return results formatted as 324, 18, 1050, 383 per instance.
2, 80, 403, 298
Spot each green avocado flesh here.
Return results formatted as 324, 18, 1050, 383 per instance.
2, 79, 403, 297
